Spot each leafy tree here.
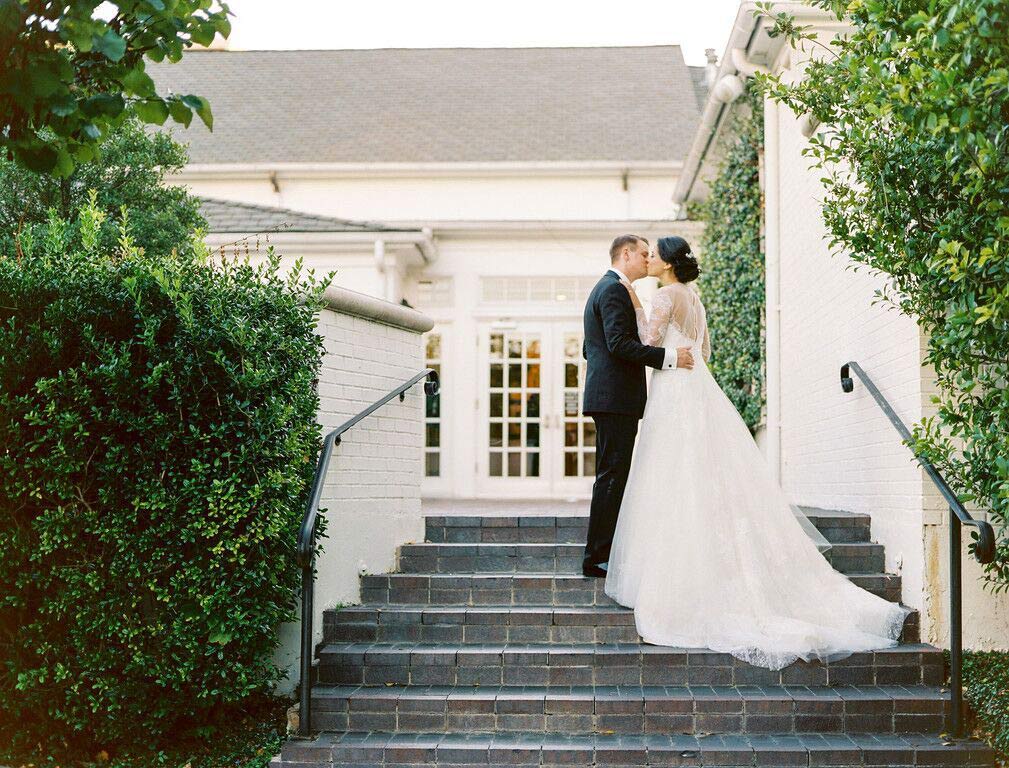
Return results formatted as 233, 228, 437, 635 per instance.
0, 0, 231, 176
0, 115, 204, 259
757, 0, 1009, 582
697, 84, 765, 432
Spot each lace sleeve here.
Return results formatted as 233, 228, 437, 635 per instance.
702, 323, 711, 362
634, 307, 648, 342
641, 289, 674, 346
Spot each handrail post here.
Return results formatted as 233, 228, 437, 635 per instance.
298, 558, 314, 737
949, 506, 963, 738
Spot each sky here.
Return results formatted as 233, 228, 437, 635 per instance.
222, 0, 744, 66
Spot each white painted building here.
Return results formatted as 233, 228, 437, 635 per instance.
676, 1, 1008, 649
152, 46, 705, 501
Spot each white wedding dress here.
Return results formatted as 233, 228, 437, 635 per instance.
604, 282, 908, 670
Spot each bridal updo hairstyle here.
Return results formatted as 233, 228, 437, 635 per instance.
657, 236, 700, 283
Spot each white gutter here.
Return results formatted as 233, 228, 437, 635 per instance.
203, 228, 439, 265
178, 160, 683, 181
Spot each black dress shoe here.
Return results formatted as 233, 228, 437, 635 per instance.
582, 563, 607, 578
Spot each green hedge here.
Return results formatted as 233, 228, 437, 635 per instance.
696, 83, 765, 431
0, 197, 329, 758
964, 651, 1009, 761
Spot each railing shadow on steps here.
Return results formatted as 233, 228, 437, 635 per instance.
840, 361, 997, 739
294, 367, 440, 738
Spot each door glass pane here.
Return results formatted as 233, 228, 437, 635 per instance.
508, 364, 521, 388
565, 423, 578, 447
426, 423, 440, 447
583, 452, 596, 476
527, 453, 540, 477
489, 423, 503, 447
425, 452, 440, 477
508, 393, 522, 417
508, 339, 522, 358
565, 363, 579, 388
490, 364, 503, 388
526, 393, 540, 417
583, 422, 596, 447
564, 452, 578, 477
490, 393, 503, 418
526, 364, 540, 387
526, 423, 540, 448
489, 452, 502, 476
508, 453, 521, 475
508, 423, 521, 447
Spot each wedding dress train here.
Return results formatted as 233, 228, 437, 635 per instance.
604, 282, 908, 670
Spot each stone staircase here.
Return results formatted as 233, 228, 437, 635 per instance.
274, 507, 993, 767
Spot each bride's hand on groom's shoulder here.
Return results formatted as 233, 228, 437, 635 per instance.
620, 281, 643, 309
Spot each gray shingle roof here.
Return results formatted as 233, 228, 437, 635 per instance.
149, 47, 701, 164
199, 197, 413, 233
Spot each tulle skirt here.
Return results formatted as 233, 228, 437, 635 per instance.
604, 355, 909, 670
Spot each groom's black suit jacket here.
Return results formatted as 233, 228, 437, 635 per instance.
582, 271, 666, 418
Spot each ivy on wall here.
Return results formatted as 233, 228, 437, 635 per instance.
696, 84, 766, 432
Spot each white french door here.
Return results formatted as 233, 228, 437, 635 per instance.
476, 320, 595, 498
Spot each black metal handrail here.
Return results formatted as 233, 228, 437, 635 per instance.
295, 367, 439, 737
840, 361, 996, 738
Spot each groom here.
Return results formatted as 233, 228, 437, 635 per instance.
581, 235, 694, 578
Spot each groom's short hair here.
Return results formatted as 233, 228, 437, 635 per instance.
610, 234, 648, 262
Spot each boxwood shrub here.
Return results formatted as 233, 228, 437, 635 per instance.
0, 198, 329, 758
964, 650, 1009, 761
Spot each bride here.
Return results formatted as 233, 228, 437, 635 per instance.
604, 235, 909, 671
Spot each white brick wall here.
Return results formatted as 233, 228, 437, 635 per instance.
274, 294, 431, 693
772, 101, 929, 611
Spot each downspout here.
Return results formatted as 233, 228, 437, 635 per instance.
763, 97, 782, 484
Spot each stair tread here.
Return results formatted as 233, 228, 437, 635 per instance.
312, 682, 950, 700
320, 641, 939, 654
286, 730, 994, 762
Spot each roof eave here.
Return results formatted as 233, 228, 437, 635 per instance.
672, 1, 840, 206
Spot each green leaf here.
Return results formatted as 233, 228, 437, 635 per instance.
49, 93, 77, 117
169, 98, 193, 128
14, 142, 58, 172
94, 28, 128, 62
133, 98, 170, 125
181, 94, 212, 130
190, 22, 216, 47
120, 67, 156, 97
82, 123, 102, 140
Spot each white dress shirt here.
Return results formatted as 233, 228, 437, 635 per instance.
607, 268, 677, 370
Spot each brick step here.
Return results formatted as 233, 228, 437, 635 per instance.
362, 572, 903, 607
801, 508, 872, 544
317, 643, 944, 688
276, 730, 994, 767
395, 542, 885, 576
326, 604, 919, 645
425, 508, 873, 546
326, 605, 638, 644
309, 683, 950, 735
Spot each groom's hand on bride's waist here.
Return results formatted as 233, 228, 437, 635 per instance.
677, 348, 694, 369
